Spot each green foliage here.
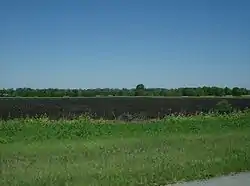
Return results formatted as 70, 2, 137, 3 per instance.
0, 137, 7, 144
0, 86, 249, 97
135, 84, 145, 90
224, 87, 232, 95
215, 100, 233, 114
1, 112, 250, 185
135, 84, 145, 96
232, 87, 240, 96
181, 88, 197, 96
0, 111, 249, 143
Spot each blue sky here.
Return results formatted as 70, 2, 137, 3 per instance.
1, 0, 250, 89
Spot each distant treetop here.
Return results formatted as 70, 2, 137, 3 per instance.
136, 84, 145, 90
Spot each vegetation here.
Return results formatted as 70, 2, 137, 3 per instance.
1, 85, 250, 97
1, 96, 250, 120
1, 111, 250, 186
214, 99, 233, 114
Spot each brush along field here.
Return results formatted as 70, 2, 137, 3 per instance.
1, 112, 250, 186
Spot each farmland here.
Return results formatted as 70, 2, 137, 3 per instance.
1, 111, 250, 185
1, 96, 250, 120
1, 87, 250, 185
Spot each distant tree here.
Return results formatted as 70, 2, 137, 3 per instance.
117, 90, 124, 96
182, 88, 197, 96
201, 86, 209, 96
232, 87, 242, 96
166, 89, 179, 96
0, 89, 5, 97
239, 88, 248, 95
135, 84, 145, 96
0, 85, 249, 98
136, 84, 145, 90
211, 87, 225, 97
224, 87, 232, 96
152, 88, 161, 96
206, 87, 215, 96
196, 87, 205, 97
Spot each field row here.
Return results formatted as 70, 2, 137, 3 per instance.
1, 97, 250, 120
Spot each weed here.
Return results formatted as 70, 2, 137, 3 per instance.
1, 111, 250, 185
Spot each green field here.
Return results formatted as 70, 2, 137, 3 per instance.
1, 112, 250, 186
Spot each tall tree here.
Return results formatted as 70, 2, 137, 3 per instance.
135, 84, 145, 96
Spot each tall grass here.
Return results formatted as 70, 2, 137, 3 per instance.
1, 111, 250, 186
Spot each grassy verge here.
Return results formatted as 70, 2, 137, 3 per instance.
1, 112, 250, 186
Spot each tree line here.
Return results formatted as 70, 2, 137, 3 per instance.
0, 84, 249, 97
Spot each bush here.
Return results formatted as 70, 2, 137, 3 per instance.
214, 99, 232, 114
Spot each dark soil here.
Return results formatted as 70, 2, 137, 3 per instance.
0, 97, 250, 120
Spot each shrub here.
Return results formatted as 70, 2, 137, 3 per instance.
214, 99, 232, 114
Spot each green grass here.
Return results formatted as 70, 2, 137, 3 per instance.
1, 112, 250, 186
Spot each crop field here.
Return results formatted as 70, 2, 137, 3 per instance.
1, 97, 250, 120
1, 111, 250, 186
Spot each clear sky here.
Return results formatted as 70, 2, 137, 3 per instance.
1, 0, 250, 89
